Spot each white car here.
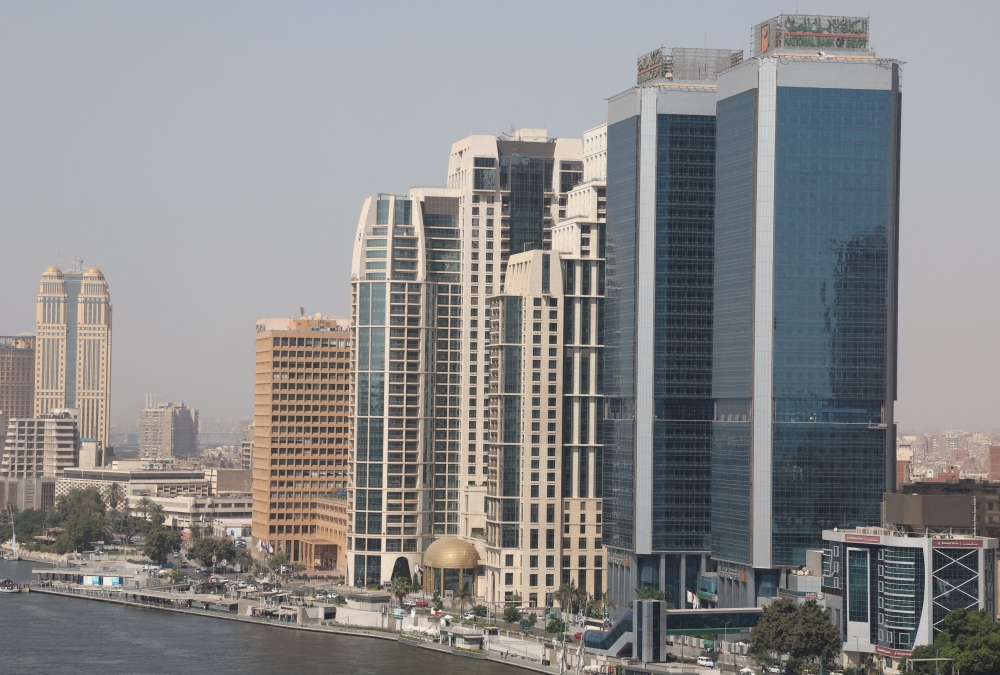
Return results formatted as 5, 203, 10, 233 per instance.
462, 611, 476, 621
697, 656, 715, 668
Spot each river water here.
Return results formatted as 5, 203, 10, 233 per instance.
0, 560, 522, 675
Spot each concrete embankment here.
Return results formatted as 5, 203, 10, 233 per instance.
28, 585, 559, 675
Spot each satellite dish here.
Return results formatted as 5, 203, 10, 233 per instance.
300, 307, 305, 317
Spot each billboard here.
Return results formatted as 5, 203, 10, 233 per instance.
636, 48, 669, 85
102, 576, 123, 587
83, 576, 101, 586
756, 15, 869, 56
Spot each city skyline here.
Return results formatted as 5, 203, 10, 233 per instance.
2, 2, 999, 431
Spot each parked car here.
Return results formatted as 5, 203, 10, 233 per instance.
415, 600, 429, 607
697, 656, 716, 668
392, 608, 406, 619
767, 666, 780, 674
462, 611, 476, 621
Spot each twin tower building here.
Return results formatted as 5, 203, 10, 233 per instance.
344, 15, 900, 612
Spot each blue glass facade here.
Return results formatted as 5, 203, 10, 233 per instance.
651, 114, 716, 553
712, 76, 899, 571
603, 116, 639, 553
771, 86, 891, 566
603, 108, 717, 556
711, 87, 757, 564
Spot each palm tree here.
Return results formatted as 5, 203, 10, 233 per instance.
136, 496, 153, 520
104, 483, 126, 511
149, 503, 166, 526
599, 590, 616, 617
390, 576, 412, 608
455, 586, 473, 614
555, 581, 578, 614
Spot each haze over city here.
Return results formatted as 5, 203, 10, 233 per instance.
1, 0, 998, 431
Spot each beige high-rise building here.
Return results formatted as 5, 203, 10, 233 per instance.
251, 315, 352, 571
34, 265, 112, 447
0, 335, 35, 419
139, 401, 199, 458
483, 147, 607, 607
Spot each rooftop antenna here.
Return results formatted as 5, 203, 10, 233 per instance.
58, 254, 85, 272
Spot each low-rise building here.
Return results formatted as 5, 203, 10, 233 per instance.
0, 476, 56, 511
305, 495, 348, 573
822, 493, 998, 669
57, 468, 212, 500
139, 492, 252, 533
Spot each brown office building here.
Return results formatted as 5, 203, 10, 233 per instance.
251, 316, 352, 571
0, 336, 35, 419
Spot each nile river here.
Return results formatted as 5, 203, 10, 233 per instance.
0, 560, 521, 675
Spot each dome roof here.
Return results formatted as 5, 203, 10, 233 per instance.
42, 265, 63, 277
84, 266, 103, 277
422, 538, 481, 569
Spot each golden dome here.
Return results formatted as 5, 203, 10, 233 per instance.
423, 538, 481, 569
84, 266, 103, 277
43, 265, 63, 277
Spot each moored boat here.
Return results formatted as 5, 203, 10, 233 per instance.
0, 579, 22, 593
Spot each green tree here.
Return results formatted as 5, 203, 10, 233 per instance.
503, 605, 522, 624
455, 586, 473, 613
56, 487, 106, 521
231, 548, 254, 573
390, 576, 412, 607
169, 567, 186, 584
635, 585, 665, 601
188, 536, 235, 568
148, 503, 166, 526
54, 513, 108, 553
471, 604, 488, 618
104, 483, 126, 511
135, 497, 153, 520
144, 528, 182, 564
907, 608, 1000, 675
189, 523, 202, 539
266, 551, 290, 571
546, 618, 566, 634
751, 599, 841, 667
555, 581, 579, 613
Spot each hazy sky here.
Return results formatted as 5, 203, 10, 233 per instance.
2, 1, 998, 431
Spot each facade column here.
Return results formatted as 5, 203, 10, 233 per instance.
570, 448, 580, 498
659, 553, 666, 592
701, 553, 707, 574
679, 554, 687, 607
588, 446, 596, 498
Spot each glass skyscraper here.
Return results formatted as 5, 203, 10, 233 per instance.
603, 47, 742, 613
711, 15, 901, 606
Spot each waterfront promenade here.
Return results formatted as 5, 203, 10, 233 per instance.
27, 582, 581, 675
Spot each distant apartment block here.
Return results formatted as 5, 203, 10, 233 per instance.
1, 409, 80, 478
139, 401, 199, 458
239, 418, 253, 470
0, 335, 35, 419
250, 315, 351, 571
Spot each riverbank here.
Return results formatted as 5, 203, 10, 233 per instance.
28, 584, 562, 675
